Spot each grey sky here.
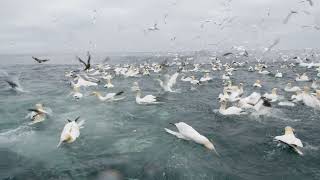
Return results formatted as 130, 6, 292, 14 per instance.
0, 0, 319, 54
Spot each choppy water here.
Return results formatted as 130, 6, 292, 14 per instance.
1, 53, 320, 180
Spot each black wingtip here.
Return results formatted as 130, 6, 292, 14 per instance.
74, 116, 80, 122
116, 91, 124, 96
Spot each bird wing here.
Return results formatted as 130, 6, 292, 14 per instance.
275, 134, 303, 147
164, 128, 189, 139
168, 72, 179, 87
175, 122, 202, 139
77, 56, 87, 66
87, 52, 91, 65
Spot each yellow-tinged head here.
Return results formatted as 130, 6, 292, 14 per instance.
272, 88, 277, 95
284, 126, 294, 135
91, 91, 101, 96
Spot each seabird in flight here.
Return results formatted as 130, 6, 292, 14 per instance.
32, 57, 50, 63
77, 52, 91, 71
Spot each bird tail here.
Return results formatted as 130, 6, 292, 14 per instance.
164, 128, 185, 139
57, 141, 62, 148
77, 120, 85, 129
116, 91, 124, 96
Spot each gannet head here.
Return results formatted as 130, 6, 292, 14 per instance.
35, 103, 43, 109
256, 80, 261, 84
91, 91, 101, 96
303, 86, 310, 93
284, 126, 294, 135
272, 88, 277, 95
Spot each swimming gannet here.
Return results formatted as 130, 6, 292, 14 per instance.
200, 73, 213, 82
284, 82, 301, 92
26, 103, 49, 124
135, 90, 160, 104
131, 82, 141, 92
263, 88, 279, 102
301, 86, 320, 109
164, 122, 218, 154
71, 86, 83, 100
295, 73, 310, 82
73, 75, 98, 87
219, 100, 246, 115
91, 91, 125, 102
57, 117, 85, 147
275, 70, 283, 78
253, 80, 262, 88
274, 126, 303, 155
104, 78, 114, 88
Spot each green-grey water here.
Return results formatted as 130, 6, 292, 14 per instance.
0, 54, 320, 180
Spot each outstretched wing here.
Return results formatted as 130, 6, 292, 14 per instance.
77, 56, 87, 66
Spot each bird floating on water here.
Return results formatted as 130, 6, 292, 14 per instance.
274, 126, 303, 155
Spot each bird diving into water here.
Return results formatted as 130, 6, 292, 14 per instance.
77, 52, 91, 71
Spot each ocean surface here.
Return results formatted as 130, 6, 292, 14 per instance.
0, 52, 320, 180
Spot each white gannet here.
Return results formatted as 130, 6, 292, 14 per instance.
104, 78, 114, 88
218, 89, 230, 102
73, 75, 98, 87
278, 101, 295, 107
295, 73, 310, 82
275, 70, 283, 78
156, 72, 179, 92
26, 103, 50, 124
135, 90, 160, 104
91, 91, 125, 102
263, 88, 279, 102
284, 83, 301, 92
181, 75, 192, 82
258, 69, 270, 75
311, 80, 320, 89
253, 80, 262, 88
72, 86, 83, 100
164, 122, 218, 154
190, 76, 200, 85
200, 73, 213, 82
57, 117, 85, 147
131, 82, 141, 92
219, 100, 246, 115
274, 126, 303, 155
301, 86, 320, 109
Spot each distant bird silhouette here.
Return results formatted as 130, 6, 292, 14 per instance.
148, 23, 159, 31
77, 52, 91, 71
283, 10, 298, 24
32, 57, 49, 63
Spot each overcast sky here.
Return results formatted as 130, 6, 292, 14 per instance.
0, 0, 319, 55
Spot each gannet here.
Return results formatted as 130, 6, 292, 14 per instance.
164, 122, 218, 154
135, 90, 160, 104
295, 73, 309, 82
72, 86, 83, 100
32, 56, 49, 63
274, 126, 303, 155
190, 76, 200, 85
73, 75, 98, 87
263, 88, 279, 102
301, 86, 320, 109
156, 72, 179, 92
219, 100, 246, 115
253, 80, 262, 88
104, 78, 114, 88
275, 70, 283, 78
57, 117, 85, 147
131, 82, 141, 92
26, 104, 49, 124
0, 71, 25, 92
284, 82, 301, 92
200, 73, 213, 82
91, 91, 125, 102
77, 52, 91, 71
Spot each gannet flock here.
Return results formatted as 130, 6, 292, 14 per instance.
2, 51, 320, 157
